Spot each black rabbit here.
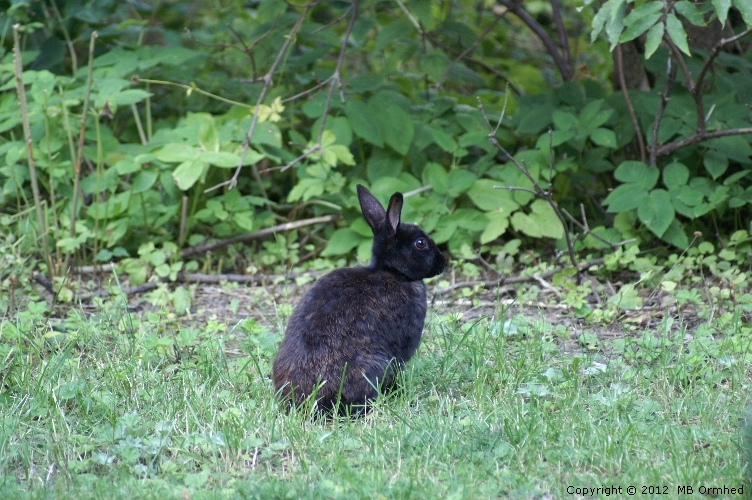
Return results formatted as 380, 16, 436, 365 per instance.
272, 184, 445, 414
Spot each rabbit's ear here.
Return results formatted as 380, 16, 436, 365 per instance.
385, 192, 403, 235
358, 184, 386, 232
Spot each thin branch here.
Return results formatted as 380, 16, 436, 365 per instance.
615, 44, 646, 162
656, 127, 752, 157
13, 25, 53, 278
561, 207, 635, 249
436, 257, 605, 294
393, 0, 422, 31
650, 55, 676, 167
279, 0, 358, 173
549, 0, 570, 70
663, 33, 704, 135
180, 215, 339, 259
495, 0, 573, 80
479, 97, 580, 280
134, 78, 256, 111
403, 184, 433, 198
695, 27, 752, 92
207, 1, 319, 194
436, 10, 506, 89
392, 0, 519, 94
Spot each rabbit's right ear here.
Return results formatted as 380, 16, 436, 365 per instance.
385, 192, 403, 235
357, 184, 386, 232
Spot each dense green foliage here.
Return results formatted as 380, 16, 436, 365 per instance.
1, 0, 752, 278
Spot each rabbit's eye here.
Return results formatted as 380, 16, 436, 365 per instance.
415, 238, 427, 249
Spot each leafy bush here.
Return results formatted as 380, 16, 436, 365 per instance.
1, 0, 752, 279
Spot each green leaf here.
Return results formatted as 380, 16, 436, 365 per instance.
675, 185, 704, 206
446, 169, 477, 198
660, 219, 690, 249
591, 0, 612, 43
132, 169, 158, 193
287, 178, 325, 202
198, 118, 220, 153
374, 18, 413, 52
674, 1, 705, 25
605, 0, 627, 50
663, 162, 689, 189
380, 105, 414, 155
321, 228, 363, 256
620, 4, 662, 43
712, 0, 731, 26
666, 13, 691, 56
466, 179, 518, 212
510, 199, 564, 239
110, 89, 152, 106
638, 189, 674, 237
732, 0, 752, 25
424, 162, 449, 195
172, 159, 205, 191
614, 161, 659, 189
480, 211, 509, 244
603, 184, 649, 212
609, 284, 643, 310
644, 23, 665, 59
238, 148, 266, 166
431, 217, 458, 244
538, 130, 576, 148
552, 110, 577, 132
367, 149, 403, 183
516, 105, 555, 135
156, 143, 198, 163
345, 100, 384, 147
114, 158, 140, 175
708, 135, 752, 164
452, 208, 488, 231
200, 151, 241, 168
250, 122, 282, 147
590, 128, 617, 148
432, 127, 458, 153
420, 50, 451, 81
324, 144, 356, 166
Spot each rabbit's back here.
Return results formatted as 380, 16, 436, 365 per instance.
272, 267, 428, 410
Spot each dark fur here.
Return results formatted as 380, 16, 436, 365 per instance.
272, 185, 445, 414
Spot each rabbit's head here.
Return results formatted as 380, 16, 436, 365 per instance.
357, 184, 445, 281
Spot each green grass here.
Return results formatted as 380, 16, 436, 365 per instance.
1, 297, 750, 499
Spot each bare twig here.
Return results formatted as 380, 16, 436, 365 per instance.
403, 184, 433, 198
436, 257, 605, 294
495, 0, 573, 80
13, 25, 53, 278
550, 0, 570, 73
663, 33, 703, 133
695, 27, 752, 93
208, 2, 319, 194
66, 32, 98, 273
615, 44, 646, 162
656, 127, 752, 157
652, 26, 752, 159
279, 0, 358, 173
180, 214, 339, 258
479, 97, 580, 280
561, 207, 636, 249
649, 55, 676, 167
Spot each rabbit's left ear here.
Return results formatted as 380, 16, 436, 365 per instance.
386, 192, 403, 235
358, 184, 386, 232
